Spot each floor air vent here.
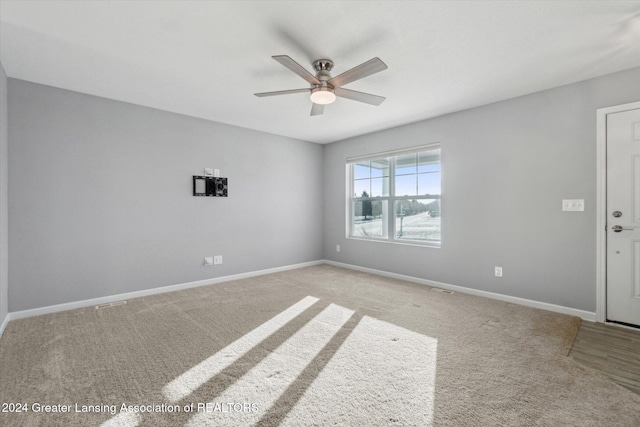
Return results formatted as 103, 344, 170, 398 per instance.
95, 300, 127, 309
431, 287, 455, 294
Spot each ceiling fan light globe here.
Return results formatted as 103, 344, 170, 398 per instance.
310, 87, 336, 105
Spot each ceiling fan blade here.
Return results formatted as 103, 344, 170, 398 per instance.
334, 87, 386, 106
328, 57, 387, 87
254, 88, 310, 97
310, 103, 324, 116
272, 55, 321, 85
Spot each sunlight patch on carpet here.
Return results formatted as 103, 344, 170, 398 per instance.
186, 303, 355, 426
162, 295, 319, 402
280, 316, 438, 426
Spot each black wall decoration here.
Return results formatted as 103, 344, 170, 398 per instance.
193, 176, 228, 197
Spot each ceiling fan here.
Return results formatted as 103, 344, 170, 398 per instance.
254, 55, 388, 116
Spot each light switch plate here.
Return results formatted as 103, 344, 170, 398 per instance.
204, 168, 214, 177
562, 199, 584, 212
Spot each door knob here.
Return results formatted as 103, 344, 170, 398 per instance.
612, 225, 632, 232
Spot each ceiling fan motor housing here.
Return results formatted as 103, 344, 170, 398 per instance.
313, 60, 334, 84
310, 59, 336, 104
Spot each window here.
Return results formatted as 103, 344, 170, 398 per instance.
348, 145, 441, 246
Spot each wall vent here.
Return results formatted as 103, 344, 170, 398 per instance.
430, 287, 455, 294
95, 300, 127, 309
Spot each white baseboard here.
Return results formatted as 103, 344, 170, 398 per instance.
324, 260, 597, 321
1, 258, 597, 333
0, 313, 8, 337
5, 260, 324, 323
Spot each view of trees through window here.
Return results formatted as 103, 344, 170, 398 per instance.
349, 146, 441, 244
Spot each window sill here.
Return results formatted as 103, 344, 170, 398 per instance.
346, 236, 441, 249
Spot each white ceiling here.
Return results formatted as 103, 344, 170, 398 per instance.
1, 1, 639, 144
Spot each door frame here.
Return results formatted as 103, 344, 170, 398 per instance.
596, 101, 640, 323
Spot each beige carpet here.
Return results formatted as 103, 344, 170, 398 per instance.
1, 264, 639, 426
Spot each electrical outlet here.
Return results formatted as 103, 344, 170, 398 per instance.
204, 257, 213, 266
495, 266, 503, 278
214, 255, 223, 265
562, 199, 584, 212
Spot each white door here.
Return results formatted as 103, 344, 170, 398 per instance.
607, 107, 640, 326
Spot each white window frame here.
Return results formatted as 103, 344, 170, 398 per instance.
346, 144, 441, 247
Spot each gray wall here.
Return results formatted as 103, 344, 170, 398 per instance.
0, 62, 8, 324
324, 66, 640, 312
7, 67, 640, 314
8, 79, 323, 311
